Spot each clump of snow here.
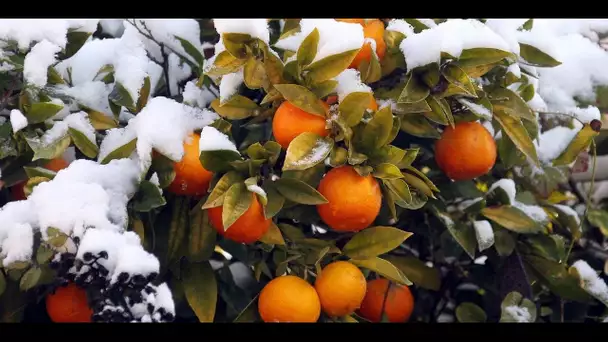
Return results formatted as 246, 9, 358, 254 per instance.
488, 178, 548, 223
333, 69, 371, 103
23, 40, 61, 87
458, 99, 492, 120
111, 244, 160, 284
386, 19, 415, 37
219, 69, 244, 104
67, 20, 100, 33
168, 53, 192, 96
473, 220, 495, 252
49, 98, 71, 120
55, 81, 114, 116
10, 109, 27, 133
247, 184, 267, 198
504, 305, 532, 322
97, 127, 137, 163
400, 19, 511, 70
536, 125, 579, 164
274, 19, 364, 64
182, 81, 217, 108
100, 20, 125, 37
0, 19, 69, 50
63, 111, 97, 145
100, 97, 219, 171
507, 63, 521, 78
1, 222, 34, 265
154, 283, 176, 315
213, 19, 270, 44
488, 178, 517, 204
572, 260, 608, 306
199, 126, 239, 153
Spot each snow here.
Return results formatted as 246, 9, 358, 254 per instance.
98, 126, 137, 163
23, 40, 61, 87
536, 126, 579, 164
213, 19, 270, 43
182, 81, 217, 108
10, 109, 27, 133
63, 111, 97, 145
247, 184, 267, 198
100, 20, 125, 37
50, 98, 71, 120
484, 19, 527, 55
285, 138, 332, 168
488, 178, 517, 203
333, 69, 372, 103
458, 99, 492, 120
572, 260, 608, 306
154, 283, 176, 315
40, 121, 69, 145
1, 222, 33, 265
473, 220, 495, 252
199, 126, 239, 153
55, 81, 114, 115
504, 305, 532, 322
67, 19, 100, 33
0, 19, 69, 50
168, 53, 192, 96
554, 204, 581, 225
386, 19, 415, 37
507, 63, 521, 78
274, 19, 364, 64
400, 19, 511, 70
457, 197, 484, 211
219, 69, 244, 104
111, 244, 160, 284
101, 97, 219, 171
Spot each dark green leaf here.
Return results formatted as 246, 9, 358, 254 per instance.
519, 43, 562, 67
342, 226, 413, 259
274, 177, 328, 205
182, 261, 217, 322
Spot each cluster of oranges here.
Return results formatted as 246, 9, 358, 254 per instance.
258, 261, 414, 323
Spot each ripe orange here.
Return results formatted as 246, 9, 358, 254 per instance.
208, 192, 271, 244
167, 133, 214, 197
434, 121, 497, 181
357, 278, 415, 323
317, 165, 382, 232
46, 283, 93, 323
11, 158, 69, 201
337, 19, 387, 69
314, 261, 367, 317
272, 100, 330, 149
258, 275, 321, 322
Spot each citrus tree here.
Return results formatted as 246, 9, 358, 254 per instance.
1, 18, 608, 323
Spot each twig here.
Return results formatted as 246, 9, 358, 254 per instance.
160, 44, 172, 97
537, 110, 586, 125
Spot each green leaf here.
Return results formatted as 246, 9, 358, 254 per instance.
0, 272, 5, 297
398, 73, 429, 104
489, 87, 535, 122
521, 19, 534, 31
350, 257, 412, 285
86, 110, 119, 130
441, 217, 477, 259
399, 114, 440, 139
188, 209, 217, 263
458, 48, 513, 66
25, 102, 63, 124
68, 127, 98, 159
494, 229, 516, 256
392, 100, 432, 114
297, 28, 319, 67
553, 123, 599, 166
519, 43, 562, 67
100, 138, 137, 165
524, 255, 591, 302
425, 96, 453, 126
384, 30, 406, 49
222, 33, 251, 59
23, 176, 50, 198
182, 261, 217, 322
404, 19, 430, 33
262, 181, 285, 219
167, 198, 188, 263
456, 302, 487, 323
304, 49, 360, 83
259, 222, 286, 245
499, 291, 537, 323
47, 66, 65, 85
493, 110, 540, 166
19, 267, 41, 291
441, 64, 477, 97
211, 96, 259, 120
384, 178, 413, 206
361, 106, 394, 150
206, 51, 247, 77
263, 45, 285, 85
46, 227, 69, 248
551, 204, 582, 240
401, 172, 435, 199
222, 182, 252, 230
481, 206, 541, 233
64, 31, 91, 58
310, 80, 338, 99
26, 133, 71, 162
109, 82, 136, 112
135, 76, 151, 113
339, 92, 372, 127
359, 48, 382, 83
274, 84, 327, 117
342, 226, 413, 259
132, 180, 166, 212
384, 255, 441, 291
199, 149, 242, 173
328, 146, 348, 167
373, 163, 403, 179
283, 132, 333, 171
587, 209, 608, 236
175, 35, 205, 67
497, 133, 526, 169
274, 177, 328, 205
23, 166, 56, 180
243, 58, 267, 90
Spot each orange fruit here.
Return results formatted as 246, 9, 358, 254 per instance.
434, 121, 497, 181
357, 278, 415, 323
337, 19, 387, 69
11, 158, 69, 201
208, 192, 271, 244
314, 261, 367, 317
167, 133, 214, 197
272, 100, 330, 149
258, 275, 321, 322
317, 165, 382, 232
46, 283, 93, 323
